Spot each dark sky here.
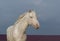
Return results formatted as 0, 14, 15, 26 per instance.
0, 0, 60, 35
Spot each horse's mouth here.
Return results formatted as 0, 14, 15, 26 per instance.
32, 24, 39, 30
36, 27, 39, 29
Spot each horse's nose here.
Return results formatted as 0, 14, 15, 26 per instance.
36, 24, 39, 29
36, 27, 39, 29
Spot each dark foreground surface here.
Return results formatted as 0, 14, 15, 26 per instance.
0, 35, 60, 41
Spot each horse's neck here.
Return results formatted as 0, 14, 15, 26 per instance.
14, 17, 28, 34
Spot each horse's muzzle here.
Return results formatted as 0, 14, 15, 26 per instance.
35, 24, 40, 29
36, 27, 39, 29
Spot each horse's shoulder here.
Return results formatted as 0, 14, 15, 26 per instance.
7, 25, 13, 32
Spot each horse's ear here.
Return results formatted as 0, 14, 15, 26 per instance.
28, 10, 32, 13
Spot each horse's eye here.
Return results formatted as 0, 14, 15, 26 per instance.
30, 16, 33, 18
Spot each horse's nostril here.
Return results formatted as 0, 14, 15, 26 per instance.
36, 24, 39, 27
36, 27, 39, 29
36, 24, 39, 28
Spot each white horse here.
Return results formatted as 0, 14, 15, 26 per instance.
6, 10, 40, 41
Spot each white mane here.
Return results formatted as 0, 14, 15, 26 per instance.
15, 13, 25, 24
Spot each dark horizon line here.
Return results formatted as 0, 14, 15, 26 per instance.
0, 34, 60, 41
0, 34, 60, 35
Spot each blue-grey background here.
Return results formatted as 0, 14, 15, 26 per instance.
0, 0, 60, 35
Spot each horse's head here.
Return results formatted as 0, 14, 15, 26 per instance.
27, 10, 40, 29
